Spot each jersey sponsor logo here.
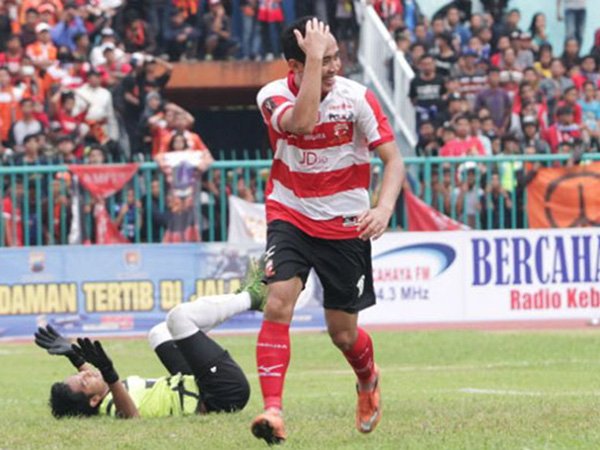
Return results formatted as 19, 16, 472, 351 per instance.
328, 111, 355, 122
299, 151, 328, 167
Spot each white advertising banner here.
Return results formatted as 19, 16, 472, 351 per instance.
361, 227, 600, 325
464, 228, 600, 321
361, 231, 465, 324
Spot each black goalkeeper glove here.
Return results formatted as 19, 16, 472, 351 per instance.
34, 325, 85, 368
72, 338, 119, 384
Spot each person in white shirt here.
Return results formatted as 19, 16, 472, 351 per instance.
74, 70, 118, 141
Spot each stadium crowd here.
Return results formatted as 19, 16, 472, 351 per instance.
1, 0, 597, 245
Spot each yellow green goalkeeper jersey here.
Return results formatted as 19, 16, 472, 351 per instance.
99, 373, 201, 417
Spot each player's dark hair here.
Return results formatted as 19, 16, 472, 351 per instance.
49, 382, 100, 418
281, 16, 320, 64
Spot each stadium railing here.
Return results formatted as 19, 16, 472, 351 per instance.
357, 3, 417, 152
1, 153, 598, 247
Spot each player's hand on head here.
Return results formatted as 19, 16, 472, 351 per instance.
357, 206, 393, 241
293, 17, 331, 60
72, 338, 120, 384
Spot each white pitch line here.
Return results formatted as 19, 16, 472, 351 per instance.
244, 359, 598, 379
458, 388, 600, 397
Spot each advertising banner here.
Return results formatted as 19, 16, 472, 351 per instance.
361, 231, 465, 324
465, 228, 600, 320
361, 227, 600, 325
0, 243, 325, 340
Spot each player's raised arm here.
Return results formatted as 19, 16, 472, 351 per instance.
278, 18, 331, 135
72, 338, 140, 419
34, 325, 89, 370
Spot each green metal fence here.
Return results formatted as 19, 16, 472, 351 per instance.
1, 153, 599, 247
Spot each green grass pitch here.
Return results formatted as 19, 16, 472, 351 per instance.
2, 329, 600, 449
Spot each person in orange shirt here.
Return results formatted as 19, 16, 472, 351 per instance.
18, 0, 62, 26
0, 67, 22, 144
157, 111, 207, 154
26, 22, 57, 69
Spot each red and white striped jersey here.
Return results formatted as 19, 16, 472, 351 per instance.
257, 72, 394, 239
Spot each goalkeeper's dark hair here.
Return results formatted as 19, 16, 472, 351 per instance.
282, 16, 334, 64
49, 382, 100, 418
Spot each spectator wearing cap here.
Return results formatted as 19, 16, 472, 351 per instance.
74, 69, 118, 143
452, 48, 488, 107
26, 22, 57, 69
409, 54, 446, 126
9, 98, 44, 151
434, 32, 458, 78
515, 32, 534, 69
165, 7, 201, 61
90, 28, 125, 67
542, 105, 584, 153
50, 2, 86, 51
520, 115, 551, 154
475, 67, 512, 134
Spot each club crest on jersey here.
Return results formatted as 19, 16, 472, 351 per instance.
334, 122, 350, 139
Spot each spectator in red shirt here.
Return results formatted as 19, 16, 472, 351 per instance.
440, 114, 486, 157
2, 179, 23, 247
556, 86, 583, 124
0, 35, 24, 75
542, 105, 584, 153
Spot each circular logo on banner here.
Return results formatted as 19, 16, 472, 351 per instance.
544, 171, 600, 227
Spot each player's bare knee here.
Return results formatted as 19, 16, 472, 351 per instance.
264, 295, 294, 322
328, 329, 356, 352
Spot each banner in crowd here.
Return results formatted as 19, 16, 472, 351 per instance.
0, 243, 326, 340
68, 164, 139, 244
157, 151, 205, 243
527, 162, 600, 228
360, 227, 600, 325
404, 190, 469, 231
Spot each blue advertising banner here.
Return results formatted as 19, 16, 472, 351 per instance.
0, 244, 325, 340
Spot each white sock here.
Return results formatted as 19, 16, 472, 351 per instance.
166, 292, 252, 340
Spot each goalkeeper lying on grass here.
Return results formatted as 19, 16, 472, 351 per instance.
35, 262, 266, 419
